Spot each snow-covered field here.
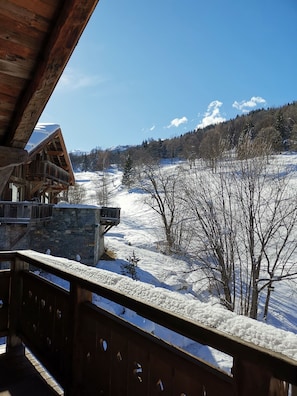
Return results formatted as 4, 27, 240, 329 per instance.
74, 154, 297, 371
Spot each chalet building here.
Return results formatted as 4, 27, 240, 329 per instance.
1, 123, 75, 203
0, 123, 120, 264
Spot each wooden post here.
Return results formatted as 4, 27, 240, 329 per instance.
7, 257, 28, 356
65, 282, 92, 396
0, 168, 13, 198
233, 358, 272, 396
233, 357, 291, 396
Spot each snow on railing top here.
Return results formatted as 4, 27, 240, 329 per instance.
10, 249, 297, 363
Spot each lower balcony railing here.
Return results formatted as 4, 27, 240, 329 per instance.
0, 201, 53, 224
0, 250, 296, 395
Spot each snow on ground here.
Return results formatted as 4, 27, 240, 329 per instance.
72, 155, 297, 371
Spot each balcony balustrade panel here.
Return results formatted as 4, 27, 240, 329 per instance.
0, 202, 53, 224
77, 303, 233, 395
19, 272, 70, 388
0, 251, 296, 395
0, 271, 10, 335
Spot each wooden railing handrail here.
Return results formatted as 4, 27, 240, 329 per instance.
1, 249, 297, 387
0, 201, 53, 208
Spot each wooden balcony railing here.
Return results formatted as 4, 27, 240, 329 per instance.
100, 207, 121, 234
28, 160, 71, 185
100, 207, 121, 226
0, 250, 296, 395
0, 201, 53, 224
0, 202, 120, 227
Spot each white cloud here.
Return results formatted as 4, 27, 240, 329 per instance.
150, 125, 156, 131
167, 116, 188, 128
232, 96, 267, 113
196, 100, 226, 129
57, 67, 104, 91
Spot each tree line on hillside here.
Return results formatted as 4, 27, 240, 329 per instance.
67, 101, 297, 322
70, 101, 297, 172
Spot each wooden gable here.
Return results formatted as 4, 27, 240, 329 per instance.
3, 124, 75, 203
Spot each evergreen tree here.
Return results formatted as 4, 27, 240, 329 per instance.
275, 111, 288, 149
82, 154, 90, 172
122, 155, 134, 188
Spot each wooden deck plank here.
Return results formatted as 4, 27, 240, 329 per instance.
0, 345, 63, 395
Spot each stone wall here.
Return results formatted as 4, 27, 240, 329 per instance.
0, 206, 105, 266
0, 223, 30, 250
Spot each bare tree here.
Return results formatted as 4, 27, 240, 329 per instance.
95, 171, 110, 206
68, 183, 86, 204
199, 128, 227, 171
183, 154, 297, 319
137, 163, 185, 254
182, 165, 238, 311
257, 126, 283, 153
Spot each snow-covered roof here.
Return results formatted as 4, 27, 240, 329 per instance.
25, 123, 61, 153
55, 202, 100, 209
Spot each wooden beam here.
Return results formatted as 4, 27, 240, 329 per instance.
0, 146, 28, 169
5, 0, 99, 148
30, 181, 45, 195
0, 167, 13, 197
7, 258, 29, 355
46, 151, 64, 156
0, 145, 28, 197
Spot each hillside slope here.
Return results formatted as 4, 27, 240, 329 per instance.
74, 154, 297, 370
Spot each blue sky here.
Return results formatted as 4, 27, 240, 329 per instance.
39, 0, 297, 152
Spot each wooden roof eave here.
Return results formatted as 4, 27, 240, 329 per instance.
4, 0, 99, 150
55, 129, 75, 186
0, 0, 99, 197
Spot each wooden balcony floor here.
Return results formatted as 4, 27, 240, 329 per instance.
0, 345, 63, 396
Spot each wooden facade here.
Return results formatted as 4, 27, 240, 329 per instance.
1, 124, 75, 203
